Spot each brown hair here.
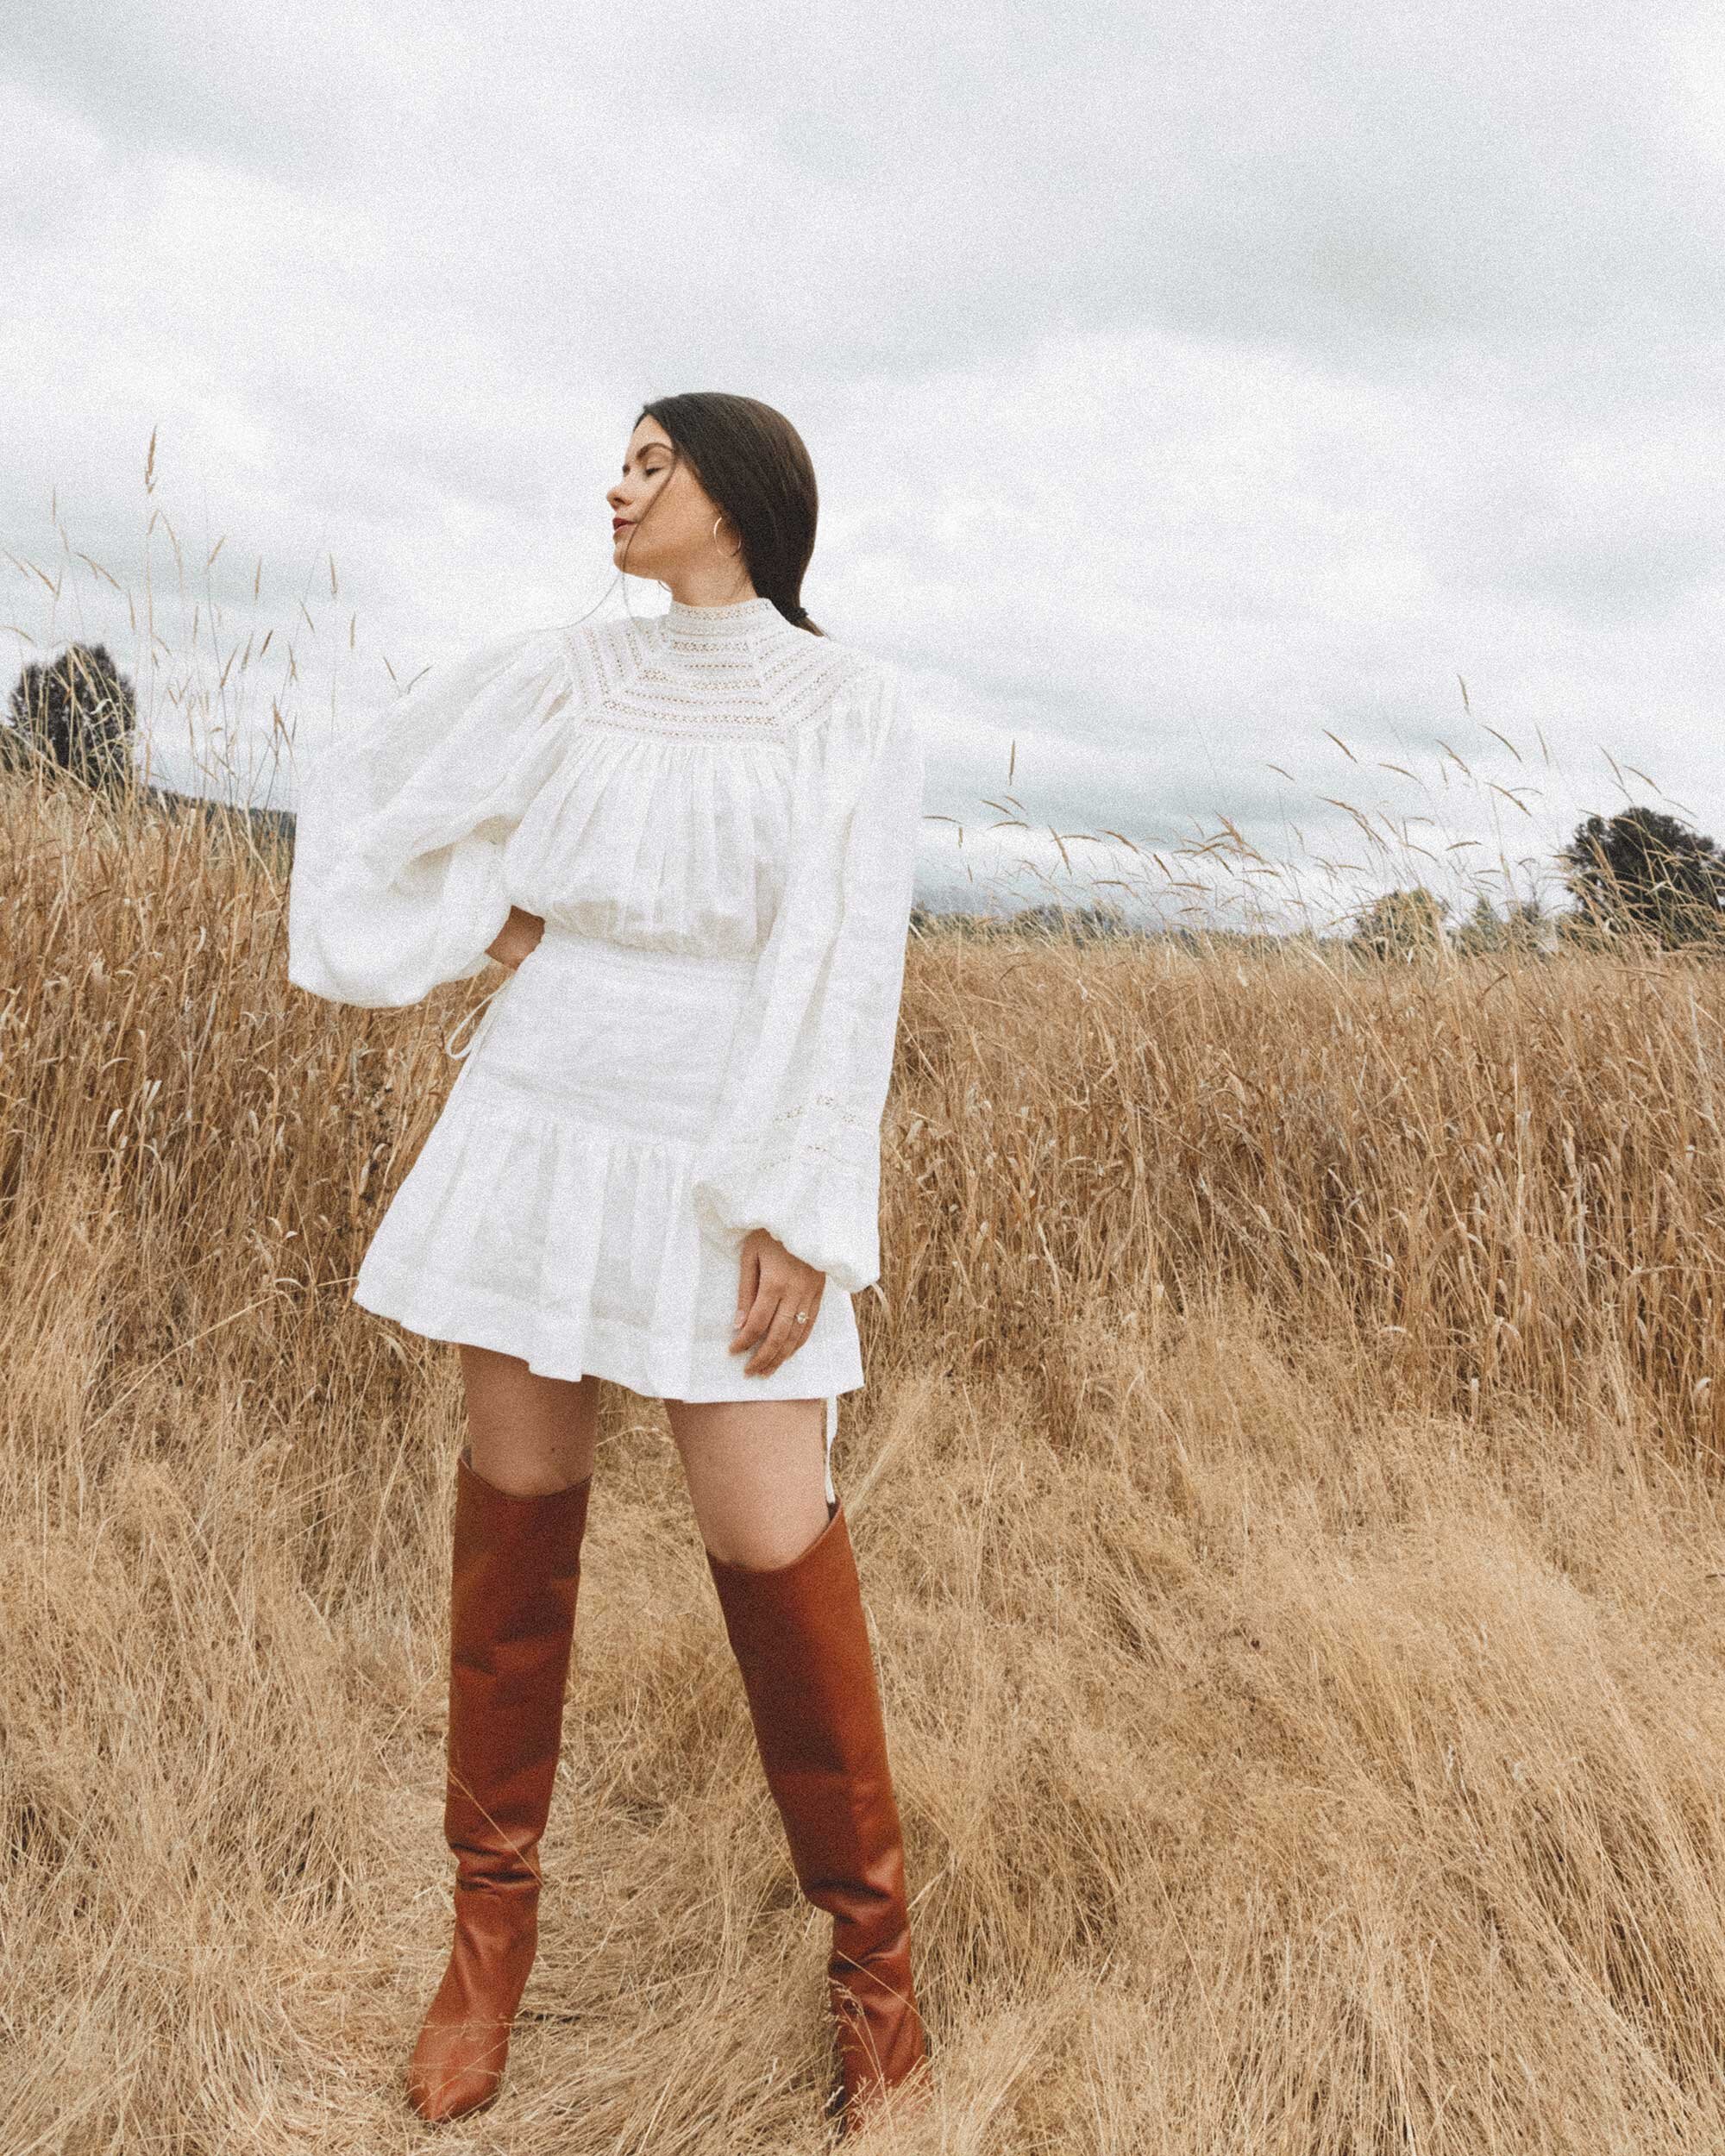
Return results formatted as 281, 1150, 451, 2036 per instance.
635, 392, 825, 636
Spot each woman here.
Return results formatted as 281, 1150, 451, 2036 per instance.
285, 392, 931, 2140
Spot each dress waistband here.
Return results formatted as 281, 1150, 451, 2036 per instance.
531, 924, 759, 977
444, 924, 758, 1062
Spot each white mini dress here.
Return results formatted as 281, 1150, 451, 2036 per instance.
285, 594, 925, 1506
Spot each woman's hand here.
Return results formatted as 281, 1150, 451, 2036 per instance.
729, 1228, 825, 1376
487, 906, 546, 970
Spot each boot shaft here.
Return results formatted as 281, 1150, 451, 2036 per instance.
443, 1449, 593, 1868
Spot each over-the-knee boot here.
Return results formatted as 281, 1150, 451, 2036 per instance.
405, 1446, 593, 2124
706, 1498, 931, 2138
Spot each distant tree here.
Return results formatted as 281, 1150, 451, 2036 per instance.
1558, 806, 1725, 950
1452, 893, 1502, 956
1349, 885, 1448, 960
3, 642, 137, 795
1453, 892, 1552, 957
1503, 897, 1552, 955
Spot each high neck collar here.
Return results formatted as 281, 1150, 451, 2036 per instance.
662, 593, 788, 642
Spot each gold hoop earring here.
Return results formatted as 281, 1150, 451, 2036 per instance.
711, 514, 742, 561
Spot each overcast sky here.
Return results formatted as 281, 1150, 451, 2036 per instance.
3, 3, 1721, 933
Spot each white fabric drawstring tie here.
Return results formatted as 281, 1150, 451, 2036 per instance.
444, 979, 508, 1062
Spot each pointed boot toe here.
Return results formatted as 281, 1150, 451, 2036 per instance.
405, 1874, 540, 2121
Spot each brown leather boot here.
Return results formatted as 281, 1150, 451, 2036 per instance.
405, 1446, 593, 2124
706, 1496, 932, 2139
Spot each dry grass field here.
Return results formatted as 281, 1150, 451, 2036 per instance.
6, 758, 1725, 2153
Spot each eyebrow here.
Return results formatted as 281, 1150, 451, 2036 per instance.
622, 444, 672, 470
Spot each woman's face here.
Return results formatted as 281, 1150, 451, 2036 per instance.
607, 417, 734, 587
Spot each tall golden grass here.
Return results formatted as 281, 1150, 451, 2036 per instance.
5, 737, 1725, 2153
7, 460, 1725, 2152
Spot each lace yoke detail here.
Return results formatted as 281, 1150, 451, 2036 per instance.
557, 596, 876, 746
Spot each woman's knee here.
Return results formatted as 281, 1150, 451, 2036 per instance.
667, 1397, 829, 1567
458, 1345, 599, 1493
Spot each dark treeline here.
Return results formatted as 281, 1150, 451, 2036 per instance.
11, 638, 1725, 959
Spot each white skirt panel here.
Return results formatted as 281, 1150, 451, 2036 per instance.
351, 923, 863, 1505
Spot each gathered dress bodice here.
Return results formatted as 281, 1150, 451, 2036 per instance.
286, 592, 925, 1302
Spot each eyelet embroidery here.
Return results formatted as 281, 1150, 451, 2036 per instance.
555, 615, 875, 747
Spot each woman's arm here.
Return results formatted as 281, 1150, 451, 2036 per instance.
487, 906, 546, 969
285, 627, 570, 1009
688, 661, 924, 1297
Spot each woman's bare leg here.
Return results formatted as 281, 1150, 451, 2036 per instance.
663, 1396, 829, 1567
457, 1344, 599, 1494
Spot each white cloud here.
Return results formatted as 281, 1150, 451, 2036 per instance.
2, 0, 1720, 926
